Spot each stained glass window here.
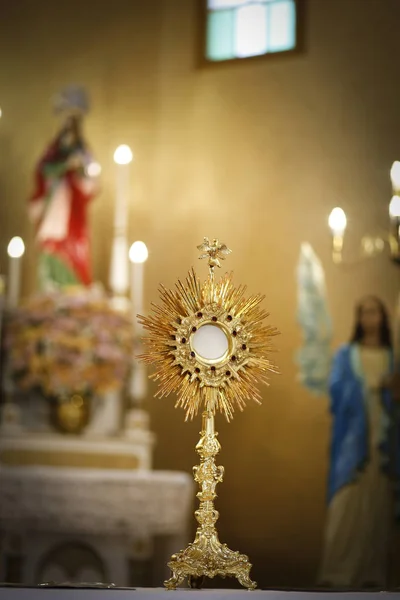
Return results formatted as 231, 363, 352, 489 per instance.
205, 0, 298, 62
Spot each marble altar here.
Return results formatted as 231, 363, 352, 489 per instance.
0, 466, 193, 587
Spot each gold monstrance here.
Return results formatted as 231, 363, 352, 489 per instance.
138, 238, 279, 590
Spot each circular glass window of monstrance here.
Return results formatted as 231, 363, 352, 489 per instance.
190, 323, 230, 365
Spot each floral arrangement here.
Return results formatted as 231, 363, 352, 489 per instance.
4, 286, 134, 399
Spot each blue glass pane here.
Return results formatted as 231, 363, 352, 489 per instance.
206, 10, 235, 61
234, 4, 268, 58
267, 0, 296, 52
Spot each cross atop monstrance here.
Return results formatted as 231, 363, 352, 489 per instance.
138, 238, 279, 589
197, 237, 232, 270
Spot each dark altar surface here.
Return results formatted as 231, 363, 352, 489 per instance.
1, 588, 400, 599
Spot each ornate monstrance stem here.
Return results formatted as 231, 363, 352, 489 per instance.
165, 404, 256, 590
138, 238, 279, 590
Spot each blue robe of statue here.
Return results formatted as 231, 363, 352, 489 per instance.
327, 343, 399, 508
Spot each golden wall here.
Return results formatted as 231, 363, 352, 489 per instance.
0, 0, 399, 587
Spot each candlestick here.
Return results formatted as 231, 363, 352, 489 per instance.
109, 145, 133, 300
129, 361, 148, 402
6, 237, 25, 309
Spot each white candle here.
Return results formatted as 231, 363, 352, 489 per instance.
114, 153, 130, 232
0, 275, 5, 360
7, 237, 25, 309
132, 261, 143, 330
129, 241, 148, 331
109, 145, 133, 297
395, 291, 400, 362
109, 235, 129, 297
129, 241, 149, 402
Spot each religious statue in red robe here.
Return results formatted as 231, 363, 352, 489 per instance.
28, 87, 100, 289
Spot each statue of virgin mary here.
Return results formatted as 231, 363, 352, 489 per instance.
296, 243, 400, 589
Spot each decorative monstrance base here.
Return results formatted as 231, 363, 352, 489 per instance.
165, 534, 256, 590
164, 411, 256, 591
